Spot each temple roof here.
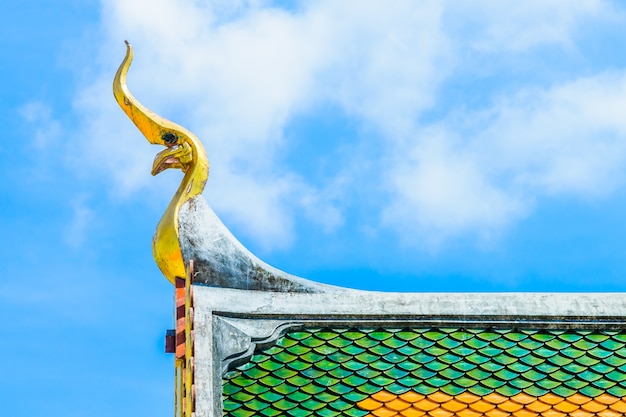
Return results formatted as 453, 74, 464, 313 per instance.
223, 327, 626, 417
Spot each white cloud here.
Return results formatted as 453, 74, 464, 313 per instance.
384, 71, 626, 243
19, 101, 62, 150
314, 1, 450, 138
483, 72, 626, 195
383, 130, 529, 245
64, 195, 96, 248
49, 0, 626, 250
446, 0, 611, 52
71, 0, 453, 248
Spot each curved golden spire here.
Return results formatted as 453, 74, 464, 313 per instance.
113, 41, 209, 284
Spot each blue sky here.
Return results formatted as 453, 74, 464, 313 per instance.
2, 0, 626, 415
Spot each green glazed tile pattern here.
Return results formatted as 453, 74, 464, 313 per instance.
222, 328, 626, 416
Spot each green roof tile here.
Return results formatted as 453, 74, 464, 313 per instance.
384, 367, 409, 379
522, 369, 546, 382
300, 398, 326, 411
525, 385, 549, 397
423, 331, 447, 341
467, 368, 492, 380
328, 383, 354, 395
476, 331, 501, 342
468, 384, 494, 396
397, 376, 421, 387
464, 338, 490, 349
423, 360, 449, 372
518, 339, 544, 350
342, 374, 367, 387
397, 345, 420, 356
382, 337, 407, 349
552, 385, 576, 397
258, 391, 283, 403
369, 345, 393, 356
502, 332, 528, 342
558, 333, 584, 343
355, 382, 380, 395
580, 385, 604, 397
589, 348, 617, 359
610, 334, 626, 343
591, 379, 617, 389
300, 337, 326, 348
273, 382, 298, 395
243, 383, 270, 395
371, 375, 395, 386
531, 333, 557, 342
300, 383, 326, 395
413, 383, 439, 395
441, 383, 466, 396
354, 337, 379, 349
301, 367, 325, 379
369, 331, 394, 341
285, 360, 310, 372
451, 361, 477, 372
396, 331, 420, 341
586, 334, 611, 343
356, 368, 381, 379
608, 385, 626, 397
493, 353, 518, 365
386, 382, 411, 394
222, 327, 626, 417
410, 367, 437, 379
328, 367, 353, 379
497, 385, 521, 397
536, 379, 561, 390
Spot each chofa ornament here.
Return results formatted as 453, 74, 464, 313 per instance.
113, 42, 340, 293
113, 41, 209, 284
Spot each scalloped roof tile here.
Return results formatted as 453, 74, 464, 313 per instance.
223, 327, 626, 416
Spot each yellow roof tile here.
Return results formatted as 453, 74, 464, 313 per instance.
470, 400, 497, 413
429, 392, 453, 403
386, 399, 412, 412
400, 407, 426, 417
569, 409, 594, 417
372, 407, 399, 417
359, 397, 383, 411
497, 400, 524, 413
399, 392, 425, 403
608, 399, 626, 413
456, 392, 481, 404
524, 400, 552, 413
441, 399, 467, 412
565, 394, 591, 405
581, 399, 608, 413
357, 389, 626, 417
427, 408, 454, 417
414, 399, 439, 412
597, 409, 622, 417
538, 394, 565, 405
595, 394, 620, 405
456, 408, 483, 417
511, 408, 537, 417
552, 400, 579, 413
485, 408, 512, 417
538, 409, 565, 417
483, 393, 510, 404
373, 390, 399, 403
511, 393, 537, 405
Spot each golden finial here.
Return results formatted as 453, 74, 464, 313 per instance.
113, 42, 209, 284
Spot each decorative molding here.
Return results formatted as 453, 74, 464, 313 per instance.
213, 316, 303, 374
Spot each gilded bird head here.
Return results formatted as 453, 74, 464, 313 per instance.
112, 41, 206, 177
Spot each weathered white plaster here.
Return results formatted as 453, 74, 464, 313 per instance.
193, 286, 626, 417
